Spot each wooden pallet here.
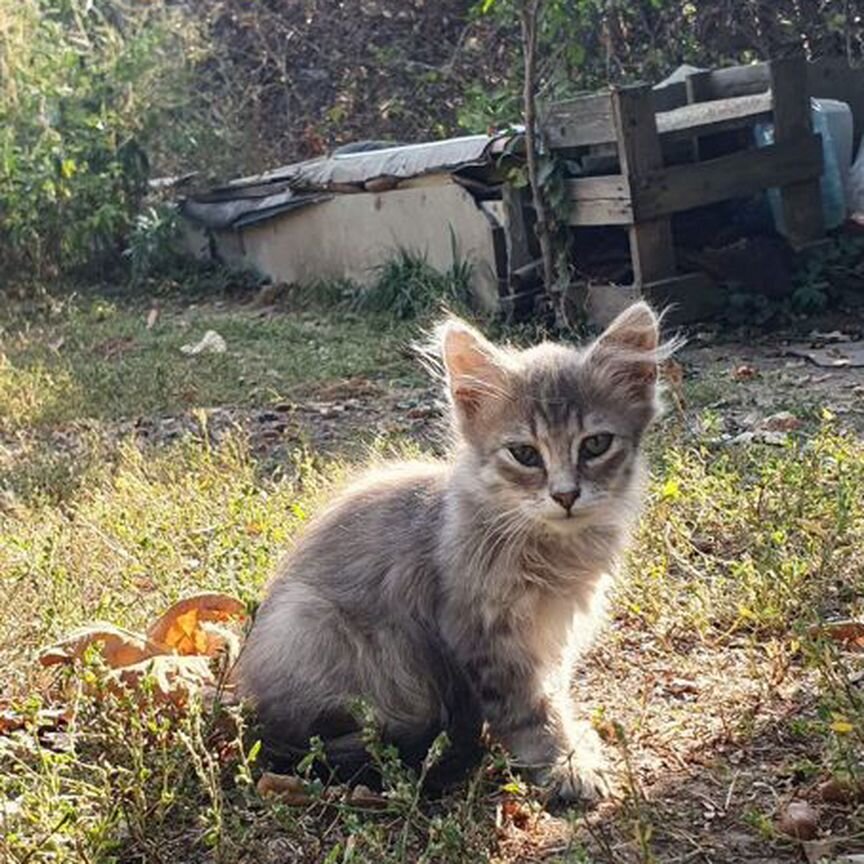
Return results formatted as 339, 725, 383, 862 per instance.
505, 56, 832, 323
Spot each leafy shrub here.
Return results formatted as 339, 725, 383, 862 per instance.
0, 0, 205, 281
124, 204, 184, 284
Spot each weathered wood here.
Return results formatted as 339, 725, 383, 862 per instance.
699, 62, 770, 99
685, 70, 714, 105
545, 90, 772, 149
652, 81, 688, 113
542, 92, 615, 149
771, 56, 825, 247
565, 175, 633, 225
684, 70, 713, 161
501, 184, 533, 276
612, 85, 676, 286
657, 92, 773, 140
632, 134, 823, 221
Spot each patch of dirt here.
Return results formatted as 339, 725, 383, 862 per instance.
678, 326, 864, 438
123, 376, 446, 459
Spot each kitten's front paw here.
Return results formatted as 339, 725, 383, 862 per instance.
545, 724, 611, 803
548, 753, 610, 803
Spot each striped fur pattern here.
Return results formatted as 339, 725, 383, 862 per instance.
236, 302, 668, 798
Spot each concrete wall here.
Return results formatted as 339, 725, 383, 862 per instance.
204, 178, 503, 314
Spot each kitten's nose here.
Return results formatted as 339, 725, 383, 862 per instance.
551, 488, 579, 513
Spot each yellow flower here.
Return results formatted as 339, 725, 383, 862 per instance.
830, 715, 854, 734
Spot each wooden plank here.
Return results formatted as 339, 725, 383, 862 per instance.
652, 81, 687, 113
565, 175, 633, 225
612, 85, 677, 286
702, 62, 770, 99
771, 56, 825, 247
656, 92, 773, 140
542, 92, 615, 149
501, 183, 533, 276
545, 85, 771, 150
633, 135, 823, 220
567, 199, 634, 226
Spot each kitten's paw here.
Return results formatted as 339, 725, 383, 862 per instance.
549, 755, 610, 803
546, 725, 611, 803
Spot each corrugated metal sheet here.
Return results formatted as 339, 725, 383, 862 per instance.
253, 134, 498, 187
181, 187, 331, 230
180, 132, 520, 230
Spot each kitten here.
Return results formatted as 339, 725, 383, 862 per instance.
237, 302, 668, 799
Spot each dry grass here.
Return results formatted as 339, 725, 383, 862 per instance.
2, 285, 864, 863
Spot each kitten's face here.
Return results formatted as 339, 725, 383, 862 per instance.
440, 304, 662, 533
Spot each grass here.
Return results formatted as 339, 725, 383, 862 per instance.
0, 288, 421, 434
2, 278, 864, 863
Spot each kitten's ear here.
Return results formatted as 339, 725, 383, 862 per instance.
439, 318, 509, 419
587, 302, 661, 389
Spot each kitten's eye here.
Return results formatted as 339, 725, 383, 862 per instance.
581, 433, 613, 459
508, 444, 544, 469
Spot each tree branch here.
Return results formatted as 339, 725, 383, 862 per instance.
519, 0, 556, 295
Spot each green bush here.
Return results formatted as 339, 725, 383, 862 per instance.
0, 0, 205, 281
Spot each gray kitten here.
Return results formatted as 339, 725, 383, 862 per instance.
237, 302, 667, 799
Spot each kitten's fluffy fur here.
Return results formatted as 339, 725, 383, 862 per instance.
237, 302, 668, 798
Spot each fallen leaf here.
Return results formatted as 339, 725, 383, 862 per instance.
731, 364, 759, 381
199, 622, 242, 665
146, 593, 246, 656
39, 624, 162, 669
777, 800, 818, 840
500, 798, 533, 831
807, 619, 864, 649
0, 706, 72, 738
180, 330, 227, 355
111, 654, 215, 706
759, 412, 803, 433
257, 772, 312, 805
347, 784, 387, 809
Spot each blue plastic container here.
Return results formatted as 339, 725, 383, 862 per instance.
754, 98, 848, 233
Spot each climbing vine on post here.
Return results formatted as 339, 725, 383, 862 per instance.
515, 0, 557, 294
479, 0, 573, 316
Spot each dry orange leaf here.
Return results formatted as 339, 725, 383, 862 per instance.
808, 619, 864, 649
257, 772, 312, 805
39, 624, 162, 669
199, 621, 241, 665
146, 593, 246, 656
731, 363, 759, 381
111, 655, 215, 707
346, 784, 387, 809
